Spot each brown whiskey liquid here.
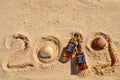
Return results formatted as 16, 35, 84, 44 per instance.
63, 42, 76, 60
63, 36, 77, 60
63, 33, 81, 60
76, 45, 87, 71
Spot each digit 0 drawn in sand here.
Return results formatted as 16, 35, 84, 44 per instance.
33, 35, 61, 69
86, 32, 119, 75
2, 33, 33, 71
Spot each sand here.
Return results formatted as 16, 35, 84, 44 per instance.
0, 0, 120, 80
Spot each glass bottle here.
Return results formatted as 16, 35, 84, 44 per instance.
76, 44, 87, 71
63, 37, 77, 60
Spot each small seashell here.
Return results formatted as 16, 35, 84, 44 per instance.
38, 45, 53, 58
91, 37, 107, 50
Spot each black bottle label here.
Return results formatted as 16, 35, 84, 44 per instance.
66, 43, 76, 54
76, 54, 85, 64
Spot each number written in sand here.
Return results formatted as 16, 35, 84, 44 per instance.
86, 32, 118, 75
33, 35, 61, 69
3, 34, 34, 71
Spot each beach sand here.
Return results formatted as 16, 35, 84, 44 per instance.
0, 0, 120, 80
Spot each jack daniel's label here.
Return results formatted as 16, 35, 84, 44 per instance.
66, 43, 76, 54
76, 53, 85, 64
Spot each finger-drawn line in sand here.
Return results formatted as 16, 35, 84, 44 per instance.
108, 41, 116, 67
12, 34, 30, 50
77, 0, 98, 7
94, 32, 116, 67
4, 34, 30, 50
33, 35, 61, 69
5, 50, 34, 70
3, 33, 33, 71
86, 32, 118, 75
7, 63, 33, 69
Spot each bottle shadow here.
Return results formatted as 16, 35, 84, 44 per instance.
58, 46, 80, 75
58, 38, 81, 75
58, 39, 72, 63
71, 58, 80, 75
58, 47, 69, 63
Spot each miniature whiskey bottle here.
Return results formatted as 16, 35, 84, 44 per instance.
63, 37, 77, 60
76, 44, 87, 71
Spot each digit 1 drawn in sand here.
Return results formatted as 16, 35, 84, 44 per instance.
33, 35, 61, 69
2, 34, 34, 71
86, 32, 119, 75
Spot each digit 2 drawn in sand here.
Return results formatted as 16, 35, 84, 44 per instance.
33, 35, 61, 69
2, 34, 33, 71
86, 32, 119, 75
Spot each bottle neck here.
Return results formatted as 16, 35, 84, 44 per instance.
77, 49, 81, 54
77, 44, 83, 54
